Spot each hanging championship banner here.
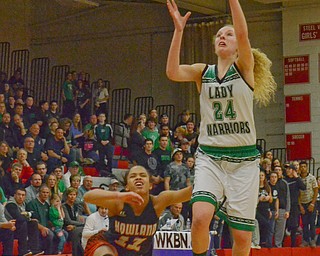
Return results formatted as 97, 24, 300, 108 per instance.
300, 23, 320, 41
284, 55, 309, 84
286, 133, 311, 161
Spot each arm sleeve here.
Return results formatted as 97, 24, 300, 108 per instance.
62, 204, 84, 227
285, 181, 291, 212
82, 215, 99, 238
298, 178, 307, 190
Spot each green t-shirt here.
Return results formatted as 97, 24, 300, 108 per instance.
58, 180, 66, 193
63, 81, 74, 101
142, 129, 159, 144
0, 186, 7, 204
49, 206, 64, 228
26, 198, 50, 227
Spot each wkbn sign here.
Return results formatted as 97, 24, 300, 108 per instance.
300, 23, 320, 41
154, 231, 191, 250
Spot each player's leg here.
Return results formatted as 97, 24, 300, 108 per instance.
191, 202, 215, 255
231, 229, 252, 256
93, 245, 116, 256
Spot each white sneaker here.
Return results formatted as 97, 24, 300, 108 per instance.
251, 243, 261, 249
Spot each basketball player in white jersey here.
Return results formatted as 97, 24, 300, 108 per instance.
166, 0, 277, 255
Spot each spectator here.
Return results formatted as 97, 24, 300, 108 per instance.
0, 102, 6, 123
154, 124, 173, 151
70, 113, 85, 162
53, 165, 66, 194
174, 109, 191, 130
142, 117, 159, 144
46, 127, 70, 174
108, 178, 119, 191
271, 158, 281, 170
8, 68, 25, 92
0, 112, 19, 149
114, 113, 133, 154
24, 95, 39, 129
94, 113, 113, 176
268, 171, 280, 248
26, 184, 54, 254
0, 185, 7, 205
6, 188, 43, 255
256, 170, 273, 248
299, 161, 318, 248
78, 175, 96, 213
186, 156, 195, 185
128, 118, 145, 162
158, 113, 172, 134
46, 119, 59, 141
49, 194, 68, 254
25, 173, 42, 204
83, 114, 98, 161
48, 100, 60, 120
0, 141, 14, 171
179, 138, 194, 161
94, 79, 109, 116
38, 100, 50, 138
24, 136, 48, 171
0, 200, 15, 256
172, 126, 186, 149
292, 160, 300, 176
6, 95, 15, 117
273, 165, 290, 248
263, 150, 273, 162
62, 161, 82, 189
261, 158, 272, 180
138, 113, 147, 126
159, 202, 185, 231
133, 139, 161, 193
11, 148, 34, 184
62, 72, 76, 119
81, 206, 109, 249
34, 161, 49, 184
76, 79, 91, 124
185, 120, 198, 150
12, 114, 27, 147
26, 123, 46, 157
153, 135, 172, 194
62, 187, 85, 256
46, 174, 62, 198
285, 164, 306, 247
3, 83, 13, 104
2, 162, 24, 199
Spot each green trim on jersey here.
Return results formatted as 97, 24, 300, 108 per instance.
202, 64, 241, 84
199, 144, 260, 162
190, 191, 218, 208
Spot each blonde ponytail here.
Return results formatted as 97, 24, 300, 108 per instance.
252, 48, 277, 106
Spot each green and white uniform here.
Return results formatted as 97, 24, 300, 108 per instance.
191, 63, 260, 231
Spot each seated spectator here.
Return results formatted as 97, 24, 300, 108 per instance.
70, 113, 85, 162
142, 117, 159, 144
11, 148, 34, 184
46, 127, 70, 174
34, 161, 49, 185
132, 139, 161, 193
174, 109, 191, 130
0, 102, 6, 123
12, 114, 27, 147
24, 95, 40, 129
179, 138, 194, 161
114, 113, 133, 157
94, 78, 109, 116
62, 161, 82, 189
26, 123, 47, 158
185, 120, 198, 150
46, 174, 62, 198
0, 201, 15, 256
24, 137, 48, 170
108, 178, 119, 191
0, 185, 7, 205
78, 175, 96, 214
186, 156, 195, 185
158, 113, 172, 136
8, 68, 25, 92
25, 173, 42, 204
159, 203, 185, 231
6, 95, 15, 117
62, 187, 86, 256
49, 194, 68, 254
0, 112, 19, 150
76, 79, 91, 124
37, 100, 50, 139
128, 118, 145, 162
83, 114, 98, 162
6, 188, 43, 255
171, 126, 187, 148
26, 184, 54, 255
81, 206, 109, 249
154, 124, 173, 151
48, 100, 60, 120
53, 165, 66, 194
46, 118, 59, 141
0, 141, 14, 171
94, 113, 113, 176
2, 163, 24, 199
3, 83, 14, 104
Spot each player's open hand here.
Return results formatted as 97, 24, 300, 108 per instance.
119, 191, 144, 206
167, 0, 191, 32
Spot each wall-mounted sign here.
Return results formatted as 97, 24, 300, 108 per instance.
286, 133, 311, 161
300, 23, 320, 41
284, 55, 309, 84
285, 94, 311, 123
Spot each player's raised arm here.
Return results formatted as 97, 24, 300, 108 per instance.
166, 0, 205, 90
229, 0, 254, 81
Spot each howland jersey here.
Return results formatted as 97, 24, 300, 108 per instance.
104, 197, 158, 256
198, 64, 256, 148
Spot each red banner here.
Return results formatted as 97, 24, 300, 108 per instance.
285, 94, 310, 123
300, 23, 320, 41
286, 133, 311, 161
284, 55, 309, 84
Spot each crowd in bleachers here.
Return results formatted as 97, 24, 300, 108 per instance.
0, 68, 319, 256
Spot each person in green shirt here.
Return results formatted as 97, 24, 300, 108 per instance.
62, 72, 75, 119
53, 166, 66, 193
49, 194, 68, 254
142, 117, 159, 144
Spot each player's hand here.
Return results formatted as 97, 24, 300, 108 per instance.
119, 191, 144, 206
167, 0, 191, 32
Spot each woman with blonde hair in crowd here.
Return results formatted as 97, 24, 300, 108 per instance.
166, 0, 276, 255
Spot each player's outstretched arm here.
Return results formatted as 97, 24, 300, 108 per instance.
166, 0, 204, 90
84, 189, 144, 214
